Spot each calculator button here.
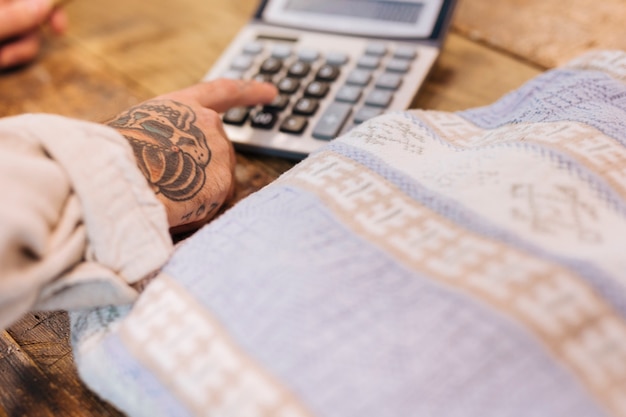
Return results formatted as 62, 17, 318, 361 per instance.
242, 41, 263, 55
280, 115, 308, 134
250, 110, 278, 129
394, 45, 417, 60
335, 85, 362, 103
326, 52, 349, 66
357, 55, 381, 69
365, 89, 394, 107
312, 102, 352, 140
260, 57, 283, 74
264, 94, 290, 112
287, 61, 311, 78
346, 69, 372, 86
223, 107, 249, 125
304, 81, 330, 98
365, 42, 387, 56
386, 58, 411, 73
316, 64, 340, 82
354, 106, 383, 124
293, 97, 319, 115
298, 48, 320, 62
253, 73, 273, 83
375, 73, 403, 90
277, 77, 300, 94
271, 44, 293, 59
221, 69, 244, 80
230, 55, 254, 71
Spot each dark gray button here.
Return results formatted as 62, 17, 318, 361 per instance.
223, 107, 249, 125
277, 77, 300, 94
316, 64, 340, 82
288, 61, 311, 78
312, 102, 352, 140
250, 110, 278, 129
304, 81, 329, 98
264, 94, 290, 112
280, 115, 308, 134
260, 57, 282, 74
293, 97, 319, 115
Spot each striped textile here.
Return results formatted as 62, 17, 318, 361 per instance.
71, 50, 626, 417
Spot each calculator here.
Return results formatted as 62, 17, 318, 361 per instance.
203, 0, 457, 159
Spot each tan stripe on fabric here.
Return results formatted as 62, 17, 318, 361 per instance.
118, 274, 313, 417
279, 151, 626, 417
419, 112, 626, 200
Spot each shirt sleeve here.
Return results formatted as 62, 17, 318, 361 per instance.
0, 114, 173, 329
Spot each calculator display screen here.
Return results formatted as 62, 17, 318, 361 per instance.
263, 0, 443, 39
284, 0, 424, 24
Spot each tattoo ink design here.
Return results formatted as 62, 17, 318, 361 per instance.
108, 100, 211, 202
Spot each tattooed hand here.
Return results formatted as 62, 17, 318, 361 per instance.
107, 79, 277, 232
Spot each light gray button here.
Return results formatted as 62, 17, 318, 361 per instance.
335, 85, 362, 103
394, 45, 417, 60
386, 58, 411, 73
354, 106, 383, 124
243, 41, 263, 55
346, 69, 372, 86
221, 69, 244, 80
357, 55, 381, 69
326, 52, 349, 66
272, 44, 293, 59
298, 48, 320, 62
312, 102, 352, 140
365, 89, 393, 108
375, 73, 403, 90
365, 42, 387, 56
230, 55, 254, 71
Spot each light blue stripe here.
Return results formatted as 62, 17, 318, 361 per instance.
458, 68, 626, 145
324, 140, 626, 321
164, 186, 608, 417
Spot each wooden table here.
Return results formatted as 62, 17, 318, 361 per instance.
0, 0, 575, 415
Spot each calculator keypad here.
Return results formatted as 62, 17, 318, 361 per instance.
203, 23, 443, 159
221, 40, 417, 141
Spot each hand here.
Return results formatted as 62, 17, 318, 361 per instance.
107, 78, 278, 232
0, 0, 68, 69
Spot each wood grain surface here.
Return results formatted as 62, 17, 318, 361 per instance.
454, 0, 626, 68
0, 0, 610, 415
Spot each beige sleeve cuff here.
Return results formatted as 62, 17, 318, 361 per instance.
0, 114, 173, 329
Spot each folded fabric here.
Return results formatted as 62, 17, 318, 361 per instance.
0, 115, 172, 330
71, 50, 626, 417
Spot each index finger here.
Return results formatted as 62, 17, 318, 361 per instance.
174, 79, 278, 113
